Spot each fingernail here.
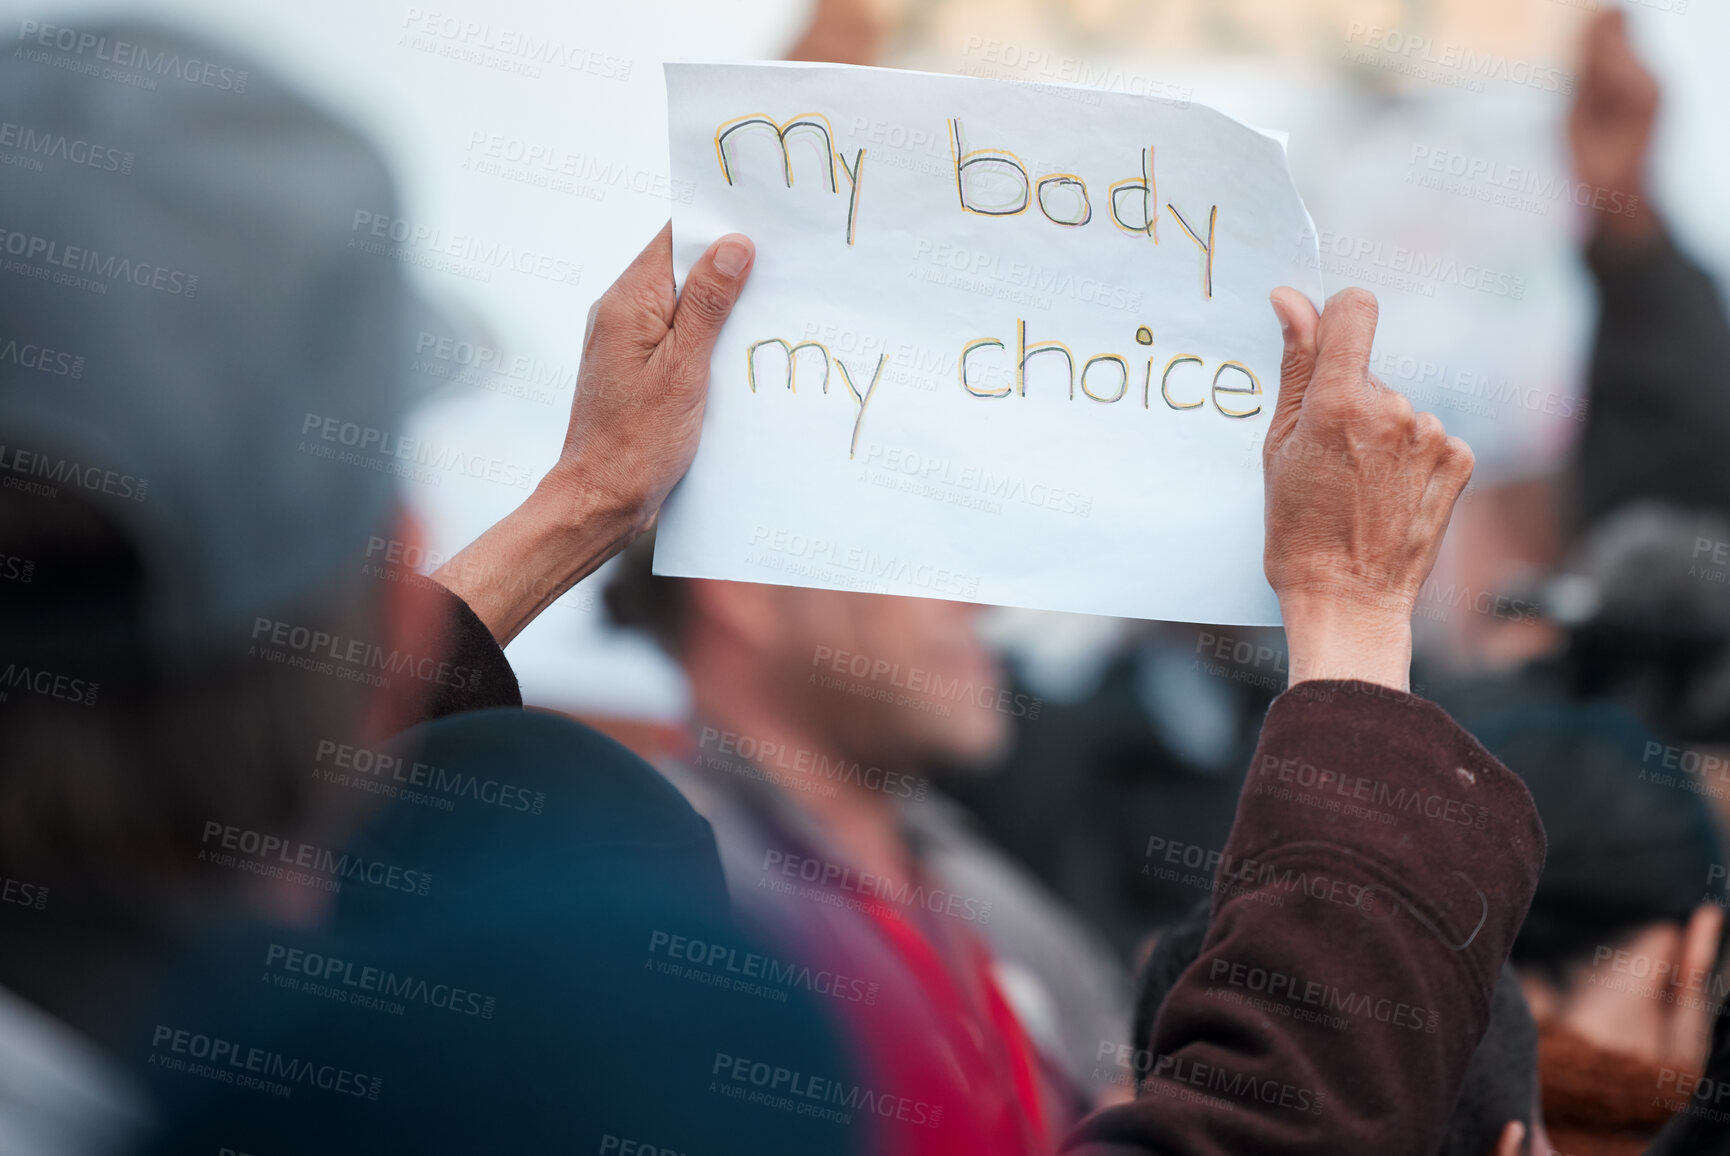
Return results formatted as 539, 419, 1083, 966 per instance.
713, 236, 752, 278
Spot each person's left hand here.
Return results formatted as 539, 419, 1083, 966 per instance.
434, 223, 753, 645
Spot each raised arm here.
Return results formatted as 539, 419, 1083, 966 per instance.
433, 224, 754, 645
1569, 12, 1730, 531
1063, 288, 1546, 1154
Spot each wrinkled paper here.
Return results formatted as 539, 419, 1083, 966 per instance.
658, 61, 1323, 624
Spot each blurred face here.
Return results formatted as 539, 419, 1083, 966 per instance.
715, 585, 1014, 769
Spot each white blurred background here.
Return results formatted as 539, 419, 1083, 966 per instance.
22, 0, 1730, 722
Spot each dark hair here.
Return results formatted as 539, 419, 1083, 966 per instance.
602, 527, 690, 655
1136, 900, 1535, 1156
1440, 968, 1539, 1156
0, 488, 380, 902
1463, 704, 1728, 986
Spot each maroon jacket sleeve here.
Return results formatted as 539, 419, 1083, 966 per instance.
1062, 680, 1546, 1155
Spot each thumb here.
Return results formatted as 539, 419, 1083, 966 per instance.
1266, 287, 1319, 454
662, 233, 755, 381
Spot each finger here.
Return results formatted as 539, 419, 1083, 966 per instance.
661, 233, 755, 383
619, 222, 676, 313
1581, 11, 1654, 113
1410, 410, 1447, 449
1265, 287, 1319, 453
1578, 10, 1625, 83
590, 224, 680, 356
1600, 34, 1658, 112
583, 298, 601, 348
1365, 371, 1397, 401
1416, 434, 1476, 544
1306, 288, 1381, 416
1381, 387, 1415, 426
1439, 434, 1475, 491
1588, 10, 1628, 63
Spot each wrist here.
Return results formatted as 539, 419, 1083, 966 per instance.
540, 459, 656, 542
1278, 593, 1413, 693
533, 463, 650, 553
1593, 199, 1659, 246
506, 476, 643, 605
1591, 215, 1662, 261
1580, 173, 1657, 243
432, 472, 647, 649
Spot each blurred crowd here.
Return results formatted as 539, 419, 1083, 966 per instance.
4, 5, 1730, 1156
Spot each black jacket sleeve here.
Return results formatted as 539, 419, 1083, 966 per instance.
404, 574, 523, 719
1574, 228, 1730, 533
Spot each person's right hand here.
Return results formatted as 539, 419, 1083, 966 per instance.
1570, 10, 1659, 240
1262, 288, 1475, 691
546, 223, 755, 538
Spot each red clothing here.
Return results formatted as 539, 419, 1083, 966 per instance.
672, 678, 1549, 1155
665, 737, 1072, 1154
852, 872, 1053, 1153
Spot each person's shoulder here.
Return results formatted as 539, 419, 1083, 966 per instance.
400, 707, 709, 837
341, 709, 728, 918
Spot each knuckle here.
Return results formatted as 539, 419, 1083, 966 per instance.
1441, 436, 1476, 479
595, 282, 650, 333
589, 292, 653, 352
630, 278, 671, 318
591, 286, 624, 323
681, 275, 734, 324
1383, 389, 1415, 426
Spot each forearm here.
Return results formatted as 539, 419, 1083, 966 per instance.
1578, 225, 1730, 526
432, 473, 644, 648
1587, 224, 1728, 348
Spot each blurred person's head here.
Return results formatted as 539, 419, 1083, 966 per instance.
0, 22, 445, 939
606, 531, 1013, 770
1474, 706, 1728, 1076
1134, 901, 1541, 1156
1545, 504, 1730, 745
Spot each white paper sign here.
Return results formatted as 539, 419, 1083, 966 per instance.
657, 62, 1323, 624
